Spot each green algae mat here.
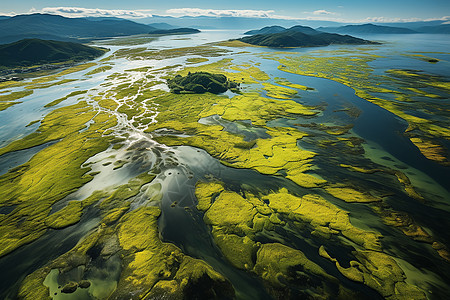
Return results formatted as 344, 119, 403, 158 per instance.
0, 33, 449, 300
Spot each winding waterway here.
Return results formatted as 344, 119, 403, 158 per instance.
0, 30, 449, 299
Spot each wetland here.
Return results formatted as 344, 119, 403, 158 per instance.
0, 31, 449, 300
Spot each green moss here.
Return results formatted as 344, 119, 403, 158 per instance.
255, 243, 334, 285
262, 82, 298, 99
254, 243, 338, 298
44, 90, 87, 108
110, 45, 230, 61
194, 181, 412, 298
264, 188, 381, 250
25, 119, 40, 127
45, 201, 83, 229
0, 89, 33, 110
186, 57, 209, 64
274, 78, 315, 91
339, 163, 425, 201
17, 267, 52, 300
410, 137, 449, 166
194, 181, 224, 211
214, 40, 259, 48
212, 229, 258, 270
85, 65, 113, 75
0, 102, 117, 257
204, 190, 256, 229
114, 206, 235, 299
144, 64, 320, 189
179, 58, 269, 84
97, 98, 119, 110
325, 186, 381, 203
0, 101, 17, 111
262, 51, 449, 165
319, 246, 426, 299
99, 172, 156, 210
25, 78, 77, 90
113, 159, 127, 170
296, 122, 354, 136
0, 89, 33, 102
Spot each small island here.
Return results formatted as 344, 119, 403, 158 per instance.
167, 72, 239, 94
238, 25, 377, 48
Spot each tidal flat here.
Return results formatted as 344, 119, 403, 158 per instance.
0, 31, 449, 300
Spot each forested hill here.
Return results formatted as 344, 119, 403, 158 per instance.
0, 39, 108, 67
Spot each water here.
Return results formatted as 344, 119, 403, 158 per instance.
0, 31, 449, 299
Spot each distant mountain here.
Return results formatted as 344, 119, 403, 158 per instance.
0, 14, 156, 44
244, 26, 286, 35
83, 16, 125, 21
0, 39, 107, 67
0, 16, 10, 20
417, 24, 450, 34
149, 28, 200, 35
375, 20, 446, 30
0, 14, 202, 44
318, 23, 417, 34
148, 22, 177, 30
134, 15, 342, 30
239, 29, 376, 48
245, 25, 322, 36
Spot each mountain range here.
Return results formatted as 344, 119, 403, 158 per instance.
1, 13, 448, 36
129, 16, 450, 33
0, 14, 200, 44
318, 23, 418, 34
239, 26, 376, 48
418, 24, 450, 34
245, 23, 450, 37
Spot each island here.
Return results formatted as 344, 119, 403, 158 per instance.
238, 26, 377, 47
167, 72, 239, 94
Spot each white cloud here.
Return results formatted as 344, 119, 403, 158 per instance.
312, 10, 336, 16
3, 6, 449, 25
358, 15, 450, 23
0, 11, 17, 16
31, 7, 153, 18
165, 8, 274, 18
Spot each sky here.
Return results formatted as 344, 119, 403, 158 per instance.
1, 1, 449, 23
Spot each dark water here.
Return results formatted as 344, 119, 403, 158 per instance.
0, 209, 100, 299
259, 59, 450, 190
0, 140, 58, 176
158, 146, 383, 299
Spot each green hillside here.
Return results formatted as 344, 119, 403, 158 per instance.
0, 14, 200, 44
0, 14, 155, 44
244, 26, 286, 35
239, 30, 376, 47
0, 39, 108, 67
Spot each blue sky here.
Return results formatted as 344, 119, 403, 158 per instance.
1, 1, 449, 22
